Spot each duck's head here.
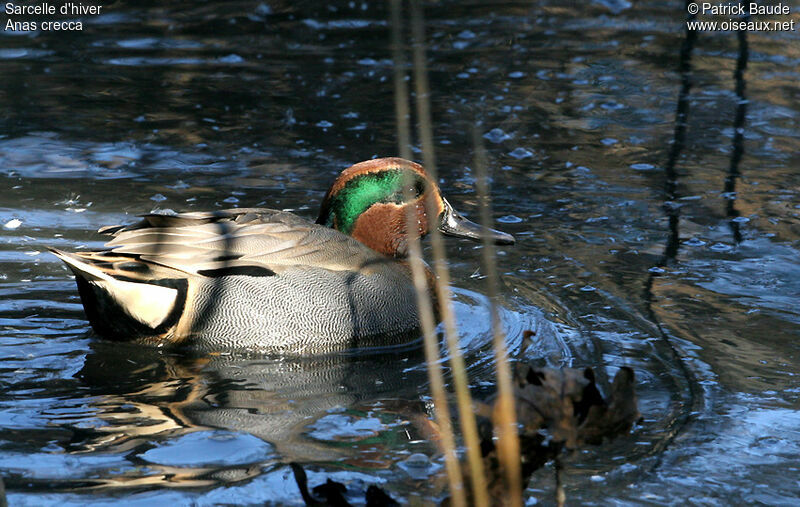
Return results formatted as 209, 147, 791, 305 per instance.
316, 157, 515, 257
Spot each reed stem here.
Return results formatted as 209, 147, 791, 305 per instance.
473, 128, 523, 506
410, 1, 489, 504
392, 1, 466, 504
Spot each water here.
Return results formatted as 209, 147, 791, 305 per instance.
2, 0, 799, 504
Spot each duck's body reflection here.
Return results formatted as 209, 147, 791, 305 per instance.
75, 340, 435, 484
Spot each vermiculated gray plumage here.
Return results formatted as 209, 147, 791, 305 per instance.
51, 208, 429, 353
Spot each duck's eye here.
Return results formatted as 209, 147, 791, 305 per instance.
386, 174, 426, 204
404, 182, 426, 200
392, 187, 417, 204
391, 183, 424, 203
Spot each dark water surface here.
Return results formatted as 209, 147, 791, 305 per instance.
2, 0, 799, 504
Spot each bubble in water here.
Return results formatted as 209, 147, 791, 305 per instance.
710, 243, 733, 252
218, 54, 244, 63
685, 238, 706, 247
399, 452, 439, 479
508, 147, 533, 159
255, 3, 272, 15
484, 128, 512, 143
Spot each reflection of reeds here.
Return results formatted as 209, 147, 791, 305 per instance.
724, 17, 749, 244
641, 0, 705, 468
392, 0, 521, 504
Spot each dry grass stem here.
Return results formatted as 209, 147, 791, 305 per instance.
390, 0, 412, 162
392, 0, 466, 503
411, 1, 489, 504
473, 129, 523, 506
555, 456, 566, 507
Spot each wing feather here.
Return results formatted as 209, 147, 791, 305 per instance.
95, 208, 384, 276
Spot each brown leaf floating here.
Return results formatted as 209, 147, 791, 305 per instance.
475, 359, 642, 502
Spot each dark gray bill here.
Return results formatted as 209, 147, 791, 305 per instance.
438, 198, 516, 245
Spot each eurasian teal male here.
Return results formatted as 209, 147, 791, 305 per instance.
50, 158, 514, 353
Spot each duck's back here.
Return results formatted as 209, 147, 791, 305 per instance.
52, 209, 425, 353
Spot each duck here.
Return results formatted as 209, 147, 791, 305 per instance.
50, 157, 515, 354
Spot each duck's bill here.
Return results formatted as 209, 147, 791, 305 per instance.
438, 199, 516, 245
